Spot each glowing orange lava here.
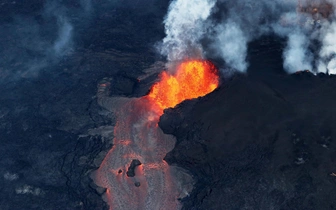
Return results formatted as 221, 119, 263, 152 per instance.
148, 60, 219, 112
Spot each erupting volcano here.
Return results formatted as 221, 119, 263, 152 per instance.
93, 60, 219, 210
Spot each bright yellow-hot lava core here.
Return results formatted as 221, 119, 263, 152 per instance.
148, 60, 219, 111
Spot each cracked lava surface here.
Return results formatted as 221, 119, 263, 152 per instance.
93, 60, 219, 210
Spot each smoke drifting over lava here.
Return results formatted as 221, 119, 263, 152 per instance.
159, 0, 336, 74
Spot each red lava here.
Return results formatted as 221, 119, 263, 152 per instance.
93, 60, 219, 210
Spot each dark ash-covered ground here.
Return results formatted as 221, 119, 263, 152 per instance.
161, 65, 336, 209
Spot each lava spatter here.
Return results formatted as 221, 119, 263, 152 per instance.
93, 60, 219, 210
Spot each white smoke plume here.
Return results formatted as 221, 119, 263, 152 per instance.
283, 31, 313, 73
214, 20, 248, 72
210, 0, 284, 73
318, 21, 336, 74
215, 0, 336, 74
159, 0, 216, 61
160, 0, 336, 74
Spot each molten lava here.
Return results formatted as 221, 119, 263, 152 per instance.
148, 60, 219, 111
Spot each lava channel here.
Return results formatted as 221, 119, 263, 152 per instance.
93, 60, 219, 210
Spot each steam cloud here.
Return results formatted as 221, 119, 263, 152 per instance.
159, 0, 216, 61
283, 32, 313, 73
214, 21, 248, 72
160, 0, 336, 74
319, 21, 336, 74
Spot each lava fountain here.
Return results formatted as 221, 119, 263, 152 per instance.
148, 60, 219, 112
93, 60, 219, 210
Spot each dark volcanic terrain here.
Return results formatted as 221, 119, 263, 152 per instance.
161, 72, 336, 210
1, 0, 336, 210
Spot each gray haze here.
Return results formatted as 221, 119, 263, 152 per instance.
0, 0, 95, 80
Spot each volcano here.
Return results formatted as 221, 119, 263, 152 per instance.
2, 1, 336, 210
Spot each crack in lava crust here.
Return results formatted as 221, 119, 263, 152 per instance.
93, 60, 219, 210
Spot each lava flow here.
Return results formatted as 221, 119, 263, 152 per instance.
93, 60, 219, 210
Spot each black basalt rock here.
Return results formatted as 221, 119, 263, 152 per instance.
160, 73, 336, 210
126, 159, 142, 177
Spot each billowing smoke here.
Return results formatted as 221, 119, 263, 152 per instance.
318, 21, 336, 74
159, 0, 216, 61
160, 0, 336, 74
213, 20, 248, 72
283, 32, 313, 73
209, 0, 285, 73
